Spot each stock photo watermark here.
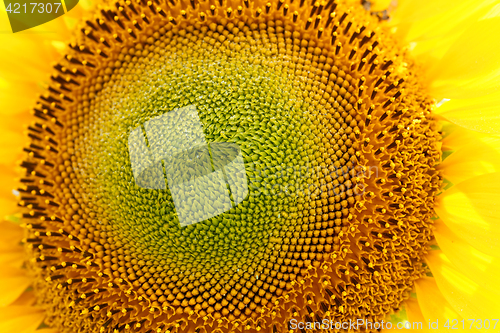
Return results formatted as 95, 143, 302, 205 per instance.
128, 105, 378, 227
289, 318, 423, 331
289, 318, 500, 331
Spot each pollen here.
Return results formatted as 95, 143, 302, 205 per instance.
19, 0, 441, 332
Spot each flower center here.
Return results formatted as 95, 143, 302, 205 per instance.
19, 1, 442, 332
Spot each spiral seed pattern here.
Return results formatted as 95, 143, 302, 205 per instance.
19, 0, 441, 332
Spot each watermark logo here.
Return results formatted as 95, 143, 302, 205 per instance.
128, 105, 248, 227
128, 105, 375, 227
3, 0, 78, 33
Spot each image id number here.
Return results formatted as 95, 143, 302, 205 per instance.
442, 319, 499, 329
6, 2, 62, 13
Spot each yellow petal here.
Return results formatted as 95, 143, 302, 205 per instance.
416, 277, 459, 320
0, 240, 24, 268
431, 68, 500, 100
429, 16, 500, 80
0, 86, 41, 116
434, 220, 500, 294
440, 126, 488, 151
390, 0, 497, 69
0, 220, 24, 268
0, 171, 20, 202
0, 250, 25, 268
10, 290, 36, 307
0, 128, 26, 162
426, 250, 500, 319
404, 299, 432, 332
415, 277, 485, 332
438, 136, 500, 183
0, 9, 79, 128
0, 267, 32, 307
435, 172, 500, 257
434, 92, 500, 134
0, 198, 19, 224
0, 220, 23, 244
391, 0, 465, 26
394, 0, 495, 45
389, 1, 500, 100
0, 305, 45, 333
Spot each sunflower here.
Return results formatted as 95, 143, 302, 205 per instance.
1, 0, 500, 332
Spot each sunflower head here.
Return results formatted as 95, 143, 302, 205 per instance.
3, 0, 459, 332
